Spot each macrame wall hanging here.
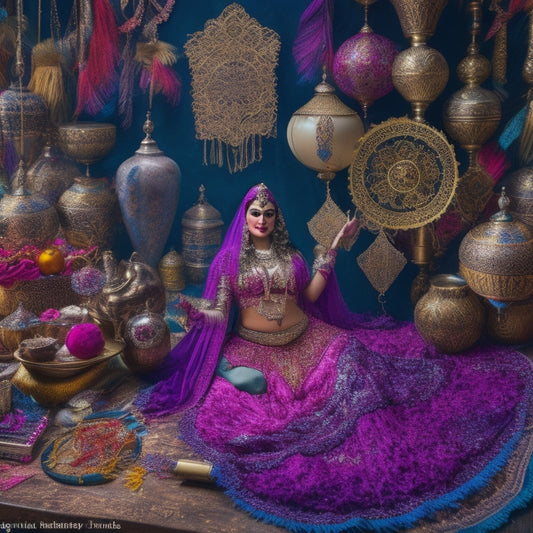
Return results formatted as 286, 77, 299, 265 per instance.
184, 3, 281, 174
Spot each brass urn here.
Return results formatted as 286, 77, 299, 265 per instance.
158, 248, 186, 292
504, 167, 533, 227
0, 162, 59, 250
181, 185, 223, 284
26, 143, 81, 204
56, 177, 118, 249
414, 273, 485, 353
458, 189, 533, 301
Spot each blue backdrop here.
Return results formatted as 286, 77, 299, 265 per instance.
22, 0, 530, 320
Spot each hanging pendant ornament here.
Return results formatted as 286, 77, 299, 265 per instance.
389, 0, 449, 122
348, 117, 458, 304
185, 4, 280, 173
0, 0, 59, 250
356, 227, 407, 310
0, 0, 48, 172
388, 0, 451, 303
332, 0, 399, 122
440, 0, 502, 245
287, 74, 364, 247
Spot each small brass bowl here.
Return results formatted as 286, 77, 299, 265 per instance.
58, 122, 116, 166
18, 337, 60, 362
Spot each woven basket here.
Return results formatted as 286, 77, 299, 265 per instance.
0, 275, 81, 318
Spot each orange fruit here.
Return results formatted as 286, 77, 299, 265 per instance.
38, 246, 66, 275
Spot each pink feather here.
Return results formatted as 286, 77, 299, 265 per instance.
75, 0, 120, 117
478, 142, 510, 184
292, 0, 334, 83
146, 57, 181, 106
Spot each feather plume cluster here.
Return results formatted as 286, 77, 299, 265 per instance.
135, 40, 181, 107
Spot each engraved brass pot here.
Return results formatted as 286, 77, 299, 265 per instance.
391, 44, 449, 120
485, 299, 533, 345
26, 144, 81, 205
414, 273, 485, 353
505, 167, 533, 227
56, 177, 118, 249
458, 193, 533, 301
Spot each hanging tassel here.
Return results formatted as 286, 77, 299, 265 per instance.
28, 39, 70, 125
292, 0, 334, 83
124, 465, 147, 491
75, 0, 120, 117
135, 40, 181, 107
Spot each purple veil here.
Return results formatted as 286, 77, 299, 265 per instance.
143, 183, 393, 418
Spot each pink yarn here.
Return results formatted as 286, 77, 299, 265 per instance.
65, 323, 105, 359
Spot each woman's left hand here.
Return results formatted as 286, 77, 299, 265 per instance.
331, 216, 359, 250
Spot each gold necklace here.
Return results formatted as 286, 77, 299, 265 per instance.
254, 248, 289, 326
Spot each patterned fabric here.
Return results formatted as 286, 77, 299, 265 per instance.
143, 183, 533, 532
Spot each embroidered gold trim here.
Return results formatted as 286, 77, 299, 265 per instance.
237, 315, 309, 346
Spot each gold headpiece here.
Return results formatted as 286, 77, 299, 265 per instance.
255, 183, 270, 207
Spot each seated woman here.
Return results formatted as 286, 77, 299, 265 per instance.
142, 183, 533, 533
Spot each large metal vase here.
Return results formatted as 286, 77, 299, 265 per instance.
116, 117, 181, 268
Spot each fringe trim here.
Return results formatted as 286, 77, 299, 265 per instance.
209, 429, 529, 533
202, 136, 263, 173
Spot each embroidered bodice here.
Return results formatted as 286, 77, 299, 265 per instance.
236, 248, 298, 311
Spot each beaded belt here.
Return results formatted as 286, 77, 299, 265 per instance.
237, 314, 309, 346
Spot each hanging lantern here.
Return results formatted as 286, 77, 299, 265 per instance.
26, 143, 81, 204
332, 2, 398, 120
181, 185, 224, 285
116, 112, 181, 268
287, 76, 364, 248
287, 76, 364, 181
0, 81, 48, 169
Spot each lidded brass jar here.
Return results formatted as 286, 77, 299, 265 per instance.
181, 185, 223, 284
158, 248, 185, 292
504, 167, 533, 227
458, 189, 533, 301
414, 273, 486, 353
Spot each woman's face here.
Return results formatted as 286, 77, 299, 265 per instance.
246, 200, 276, 241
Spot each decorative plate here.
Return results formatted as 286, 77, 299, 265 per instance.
13, 338, 124, 379
348, 117, 458, 230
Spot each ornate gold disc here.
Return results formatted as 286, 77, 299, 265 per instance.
348, 117, 458, 230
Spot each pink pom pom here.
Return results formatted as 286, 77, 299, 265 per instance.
65, 323, 106, 360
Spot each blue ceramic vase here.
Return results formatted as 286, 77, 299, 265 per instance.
116, 113, 181, 268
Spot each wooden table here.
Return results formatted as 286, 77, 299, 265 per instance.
1, 358, 533, 533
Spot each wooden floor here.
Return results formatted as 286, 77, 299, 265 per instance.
1, 349, 533, 533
